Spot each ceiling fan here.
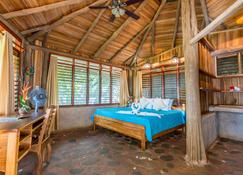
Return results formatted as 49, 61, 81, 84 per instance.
89, 0, 144, 22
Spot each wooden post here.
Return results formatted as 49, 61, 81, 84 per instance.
181, 0, 207, 165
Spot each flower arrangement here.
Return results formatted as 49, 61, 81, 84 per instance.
19, 82, 31, 115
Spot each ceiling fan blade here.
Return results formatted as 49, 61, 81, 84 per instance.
125, 10, 140, 20
89, 6, 109, 9
109, 14, 116, 22
125, 0, 144, 6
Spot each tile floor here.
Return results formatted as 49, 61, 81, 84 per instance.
17, 129, 243, 175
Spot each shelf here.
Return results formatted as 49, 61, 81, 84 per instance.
19, 134, 31, 144
221, 91, 243, 93
32, 123, 43, 132
18, 145, 30, 161
200, 87, 221, 92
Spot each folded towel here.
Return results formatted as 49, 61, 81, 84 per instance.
116, 111, 162, 119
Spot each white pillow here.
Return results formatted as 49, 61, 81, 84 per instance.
139, 97, 149, 109
153, 98, 169, 111
146, 98, 154, 109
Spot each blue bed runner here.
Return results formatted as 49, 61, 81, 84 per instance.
91, 107, 186, 142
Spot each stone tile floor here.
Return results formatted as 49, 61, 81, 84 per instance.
17, 129, 243, 175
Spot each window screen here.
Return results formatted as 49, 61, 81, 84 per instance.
13, 54, 20, 110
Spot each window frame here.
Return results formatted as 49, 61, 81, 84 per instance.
55, 54, 121, 107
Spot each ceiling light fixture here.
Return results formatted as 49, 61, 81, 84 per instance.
172, 55, 179, 64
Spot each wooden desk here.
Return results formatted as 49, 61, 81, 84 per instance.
0, 112, 45, 175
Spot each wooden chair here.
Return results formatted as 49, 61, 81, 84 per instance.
30, 107, 56, 175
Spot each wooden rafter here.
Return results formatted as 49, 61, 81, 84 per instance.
42, 32, 49, 47
190, 0, 243, 45
0, 15, 25, 42
93, 1, 147, 59
130, 0, 167, 66
2, 0, 86, 19
27, 0, 107, 42
172, 0, 181, 48
21, 25, 49, 35
72, 1, 109, 53
199, 0, 210, 26
109, 23, 150, 62
151, 23, 155, 56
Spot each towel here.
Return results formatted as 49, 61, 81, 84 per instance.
117, 111, 163, 119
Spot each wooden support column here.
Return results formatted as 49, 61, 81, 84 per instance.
181, 0, 207, 165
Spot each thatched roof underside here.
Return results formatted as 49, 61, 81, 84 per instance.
0, 0, 241, 65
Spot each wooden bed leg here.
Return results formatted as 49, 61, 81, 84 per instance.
141, 140, 146, 151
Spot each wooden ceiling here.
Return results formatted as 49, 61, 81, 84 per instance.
0, 0, 241, 66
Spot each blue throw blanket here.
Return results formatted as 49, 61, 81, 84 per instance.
90, 107, 186, 142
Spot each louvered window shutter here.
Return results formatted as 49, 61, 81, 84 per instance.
164, 73, 177, 99
13, 54, 20, 110
179, 72, 186, 102
142, 75, 151, 98
112, 67, 121, 103
217, 56, 238, 76
152, 75, 162, 98
74, 59, 87, 105
101, 65, 111, 104
89, 63, 100, 104
57, 56, 73, 105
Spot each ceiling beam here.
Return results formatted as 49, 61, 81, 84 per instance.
21, 25, 49, 35
130, 0, 167, 66
109, 23, 150, 62
190, 0, 243, 45
72, 1, 109, 53
27, 0, 107, 42
172, 0, 181, 48
93, 1, 147, 59
0, 15, 26, 42
28, 44, 130, 69
2, 0, 87, 19
199, 0, 210, 26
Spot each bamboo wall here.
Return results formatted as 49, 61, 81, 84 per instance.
209, 30, 243, 105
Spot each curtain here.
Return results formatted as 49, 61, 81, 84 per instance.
33, 40, 43, 87
119, 70, 129, 106
133, 70, 143, 102
0, 32, 15, 116
46, 56, 59, 130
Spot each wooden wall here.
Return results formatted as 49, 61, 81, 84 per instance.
209, 30, 243, 106
198, 42, 220, 113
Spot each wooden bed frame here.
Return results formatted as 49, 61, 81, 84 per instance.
93, 115, 185, 150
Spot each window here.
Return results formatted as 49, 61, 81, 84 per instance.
217, 55, 238, 76
56, 55, 121, 106
142, 66, 185, 103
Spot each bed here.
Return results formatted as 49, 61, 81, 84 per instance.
91, 107, 186, 150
